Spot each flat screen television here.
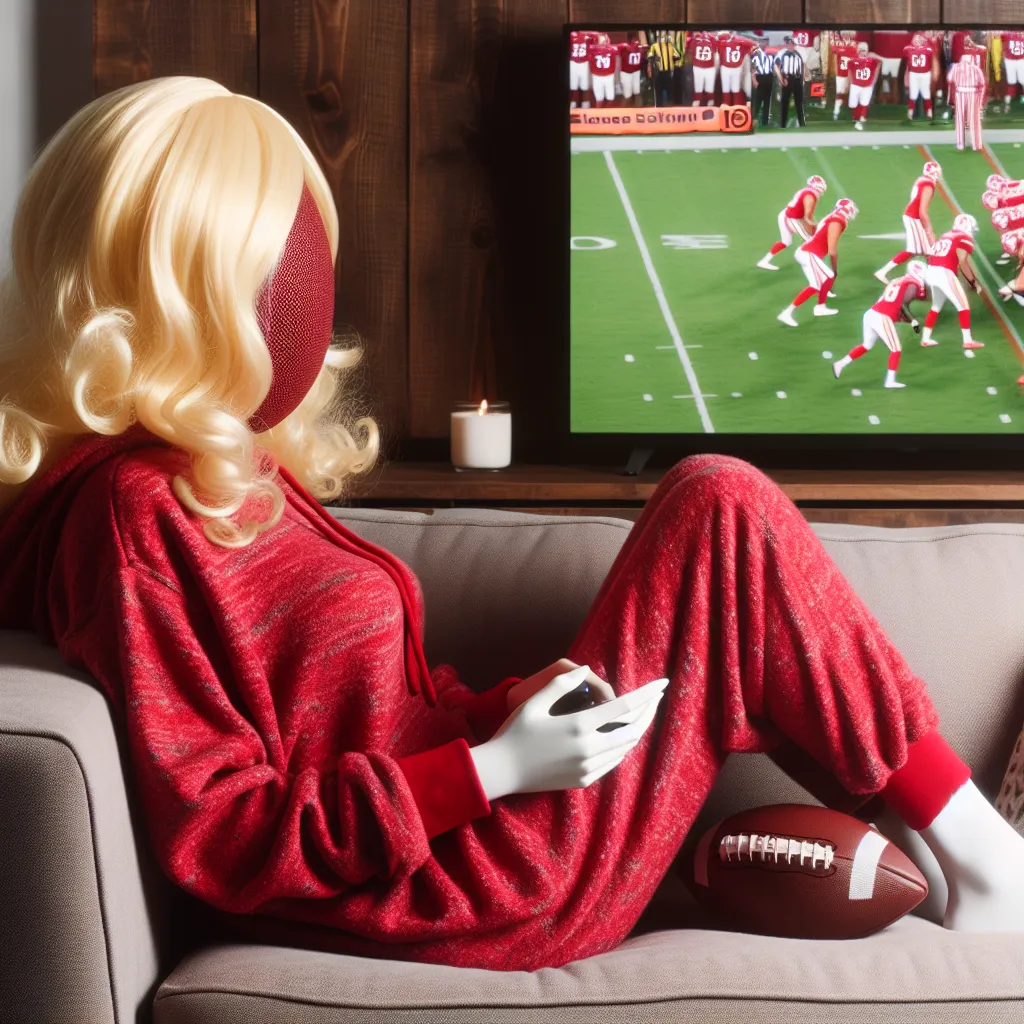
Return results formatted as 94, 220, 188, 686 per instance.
566, 24, 1024, 462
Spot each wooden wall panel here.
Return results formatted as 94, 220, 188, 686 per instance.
259, 0, 410, 450
94, 0, 257, 94
688, 0, 800, 23
409, 1, 568, 445
570, 1, 683, 21
807, 0, 939, 23
944, 0, 1022, 24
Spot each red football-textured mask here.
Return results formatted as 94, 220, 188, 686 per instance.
248, 184, 335, 432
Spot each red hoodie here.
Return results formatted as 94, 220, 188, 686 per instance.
0, 425, 522, 951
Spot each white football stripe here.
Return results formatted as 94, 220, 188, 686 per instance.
848, 830, 889, 900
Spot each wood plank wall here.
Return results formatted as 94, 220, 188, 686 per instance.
92, 0, 1014, 459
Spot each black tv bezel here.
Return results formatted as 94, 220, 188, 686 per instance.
560, 22, 1024, 470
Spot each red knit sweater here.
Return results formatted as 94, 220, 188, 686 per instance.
0, 427, 518, 903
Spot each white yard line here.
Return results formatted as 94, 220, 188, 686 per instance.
604, 150, 714, 433
573, 128, 1024, 154
921, 143, 1024, 357
984, 144, 1012, 178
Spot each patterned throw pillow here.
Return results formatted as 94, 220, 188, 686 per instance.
997, 730, 1024, 837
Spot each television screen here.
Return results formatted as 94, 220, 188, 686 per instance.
569, 26, 1024, 437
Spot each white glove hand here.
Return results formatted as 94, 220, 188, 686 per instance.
469, 665, 668, 801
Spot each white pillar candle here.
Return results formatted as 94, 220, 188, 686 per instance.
450, 400, 512, 470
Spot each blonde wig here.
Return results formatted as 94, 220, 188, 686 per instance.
0, 76, 379, 547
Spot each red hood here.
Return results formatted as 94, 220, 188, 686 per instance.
0, 423, 164, 638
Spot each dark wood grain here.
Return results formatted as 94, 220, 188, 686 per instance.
94, 0, 257, 94
258, 0, 410, 451
570, 0, 683, 21
944, 0, 1021, 24
409, 1, 567, 444
688, 0, 800, 23
807, 0, 939, 23
343, 461, 1024, 502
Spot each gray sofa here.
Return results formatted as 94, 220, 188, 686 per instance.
4, 507, 1024, 1023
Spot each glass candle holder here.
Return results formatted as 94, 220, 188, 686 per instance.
450, 400, 512, 471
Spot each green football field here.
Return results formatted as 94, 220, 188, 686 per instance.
570, 139, 1024, 434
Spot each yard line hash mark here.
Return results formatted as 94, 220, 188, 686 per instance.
604, 150, 714, 433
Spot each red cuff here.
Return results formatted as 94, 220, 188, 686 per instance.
880, 729, 972, 830
395, 738, 492, 839
462, 677, 520, 741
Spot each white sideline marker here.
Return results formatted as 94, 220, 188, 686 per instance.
732, 392, 742, 398
869, 415, 881, 425
1001, 413, 1012, 423
777, 391, 788, 399
625, 354, 635, 362
605, 151, 713, 433
643, 394, 653, 401
822, 350, 833, 359
852, 389, 862, 397
988, 387, 998, 395
964, 350, 975, 359
749, 352, 759, 360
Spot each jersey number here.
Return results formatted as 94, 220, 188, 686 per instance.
572, 43, 586, 59
725, 46, 740, 62
855, 68, 871, 81
595, 54, 611, 70
696, 45, 712, 61
882, 281, 903, 303
930, 238, 952, 257
911, 55, 928, 69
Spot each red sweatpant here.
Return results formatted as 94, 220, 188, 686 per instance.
221, 455, 941, 970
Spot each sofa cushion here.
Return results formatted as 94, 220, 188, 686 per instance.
153, 916, 1024, 1023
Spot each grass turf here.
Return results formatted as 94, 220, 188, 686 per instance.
570, 138, 1024, 434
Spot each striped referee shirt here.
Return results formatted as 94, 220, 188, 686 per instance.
649, 38, 682, 72
775, 49, 803, 77
948, 58, 986, 92
752, 49, 774, 76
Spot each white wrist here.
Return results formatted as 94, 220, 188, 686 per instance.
468, 738, 514, 802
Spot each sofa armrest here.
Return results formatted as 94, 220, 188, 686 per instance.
0, 630, 179, 1024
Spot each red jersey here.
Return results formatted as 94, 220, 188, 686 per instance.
993, 206, 1024, 232
873, 277, 924, 321
784, 187, 818, 220
617, 40, 645, 72
1003, 183, 1024, 208
927, 229, 973, 272
849, 56, 881, 86
960, 47, 986, 70
588, 44, 617, 77
689, 36, 717, 68
951, 31, 971, 63
871, 31, 912, 58
833, 44, 857, 77
791, 29, 817, 49
718, 36, 752, 68
904, 177, 934, 219
569, 31, 590, 64
903, 44, 933, 73
801, 213, 847, 258
1003, 32, 1024, 60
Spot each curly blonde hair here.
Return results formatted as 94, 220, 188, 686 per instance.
0, 76, 379, 547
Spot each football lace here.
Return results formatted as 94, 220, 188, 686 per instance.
719, 833, 835, 872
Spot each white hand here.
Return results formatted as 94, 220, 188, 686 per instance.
469, 665, 668, 801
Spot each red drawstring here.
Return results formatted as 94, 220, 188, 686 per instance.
275, 464, 437, 706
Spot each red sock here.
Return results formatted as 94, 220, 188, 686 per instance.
818, 276, 834, 304
958, 309, 971, 330
850, 345, 868, 359
770, 241, 786, 256
888, 351, 901, 371
880, 730, 971, 829
793, 286, 817, 307
892, 251, 912, 266
925, 101, 933, 117
924, 309, 939, 329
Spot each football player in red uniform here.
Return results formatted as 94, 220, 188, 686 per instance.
777, 198, 856, 327
998, 229, 1024, 310
921, 213, 982, 349
588, 38, 619, 108
758, 175, 828, 271
849, 42, 883, 129
831, 36, 859, 120
833, 260, 927, 389
617, 35, 646, 107
904, 33, 936, 120
717, 31, 753, 106
569, 30, 597, 108
875, 161, 941, 283
688, 31, 718, 107
1003, 30, 1024, 109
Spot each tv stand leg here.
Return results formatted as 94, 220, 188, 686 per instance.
622, 447, 654, 476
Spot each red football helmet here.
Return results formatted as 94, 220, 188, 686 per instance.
807, 175, 827, 196
912, 33, 927, 48
987, 174, 1008, 193
835, 197, 859, 221
1002, 228, 1024, 256
922, 161, 941, 182
982, 189, 1003, 212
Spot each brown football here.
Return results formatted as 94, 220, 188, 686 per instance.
689, 804, 928, 939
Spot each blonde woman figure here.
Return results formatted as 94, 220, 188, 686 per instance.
2, 78, 1024, 973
